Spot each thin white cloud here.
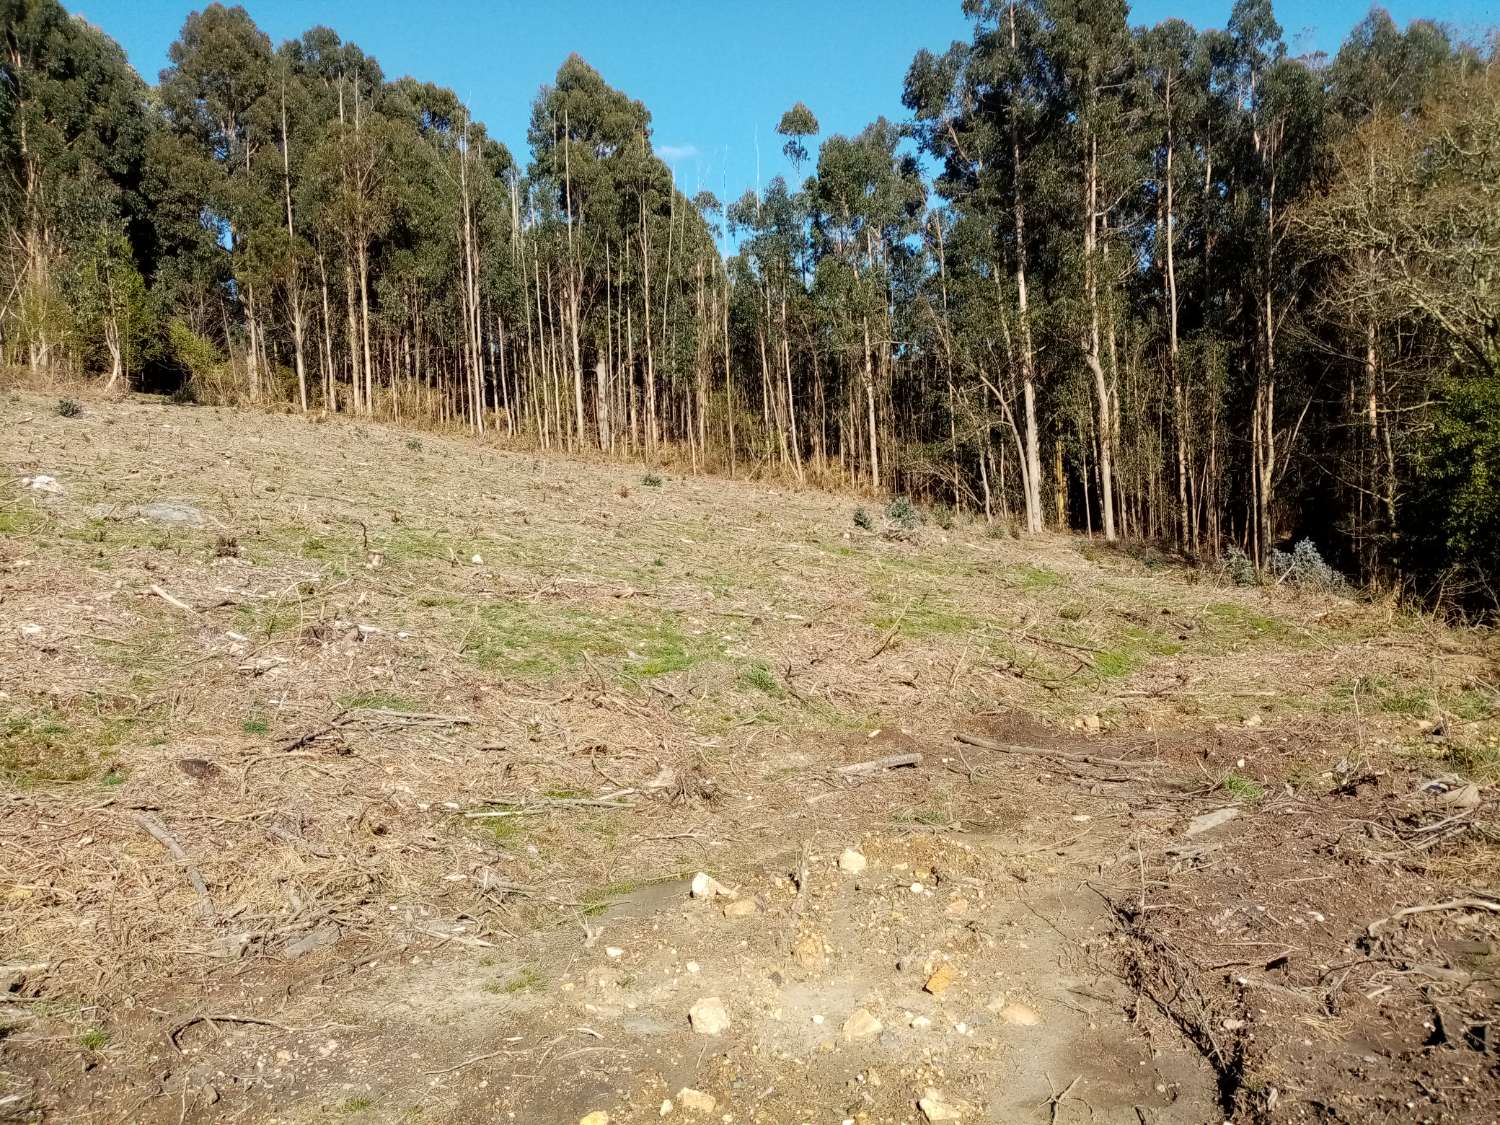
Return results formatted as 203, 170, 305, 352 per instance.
655, 143, 699, 162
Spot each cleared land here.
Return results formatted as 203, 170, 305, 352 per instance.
2, 390, 1498, 1124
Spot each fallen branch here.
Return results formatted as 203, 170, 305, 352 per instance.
346, 708, 475, 725
149, 584, 197, 614
835, 753, 923, 777
169, 1013, 350, 1052
1366, 897, 1500, 937
955, 733, 1166, 770
130, 812, 213, 919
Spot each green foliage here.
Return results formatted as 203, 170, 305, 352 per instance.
55, 398, 82, 417
1220, 548, 1258, 587
885, 496, 921, 530
1268, 539, 1346, 591
739, 661, 783, 696
641, 472, 663, 487
1221, 774, 1266, 802
852, 507, 874, 531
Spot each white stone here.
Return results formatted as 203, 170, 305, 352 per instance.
837, 848, 868, 875
689, 996, 730, 1035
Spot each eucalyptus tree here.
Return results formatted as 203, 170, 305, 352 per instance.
905, 0, 1051, 529
0, 0, 152, 375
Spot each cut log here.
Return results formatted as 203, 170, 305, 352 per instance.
836, 753, 923, 777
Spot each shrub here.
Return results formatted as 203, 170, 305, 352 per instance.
885, 496, 921, 530
169, 382, 197, 405
55, 398, 82, 418
853, 507, 874, 531
1220, 546, 1257, 587
642, 472, 663, 487
1269, 538, 1346, 592
405, 437, 423, 452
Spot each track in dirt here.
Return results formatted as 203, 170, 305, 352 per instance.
2, 392, 1498, 1123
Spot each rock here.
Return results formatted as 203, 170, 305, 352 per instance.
659, 1099, 673, 1117
838, 848, 868, 875
944, 898, 969, 917
688, 996, 730, 1035
137, 500, 207, 526
1184, 807, 1239, 837
792, 932, 826, 971
1436, 782, 1481, 809
997, 1002, 1040, 1027
918, 1089, 964, 1121
1082, 713, 1101, 732
22, 474, 62, 494
580, 1114, 610, 1125
842, 1008, 883, 1041
923, 963, 956, 995
605, 946, 624, 959
722, 898, 758, 918
675, 1088, 717, 1114
1243, 713, 1263, 728
282, 923, 340, 960
910, 1015, 933, 1030
690, 872, 735, 900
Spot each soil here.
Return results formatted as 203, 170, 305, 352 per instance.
2, 389, 1497, 1123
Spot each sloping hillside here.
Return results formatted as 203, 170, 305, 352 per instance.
2, 391, 1497, 1123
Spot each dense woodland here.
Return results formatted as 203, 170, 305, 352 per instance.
2, 0, 1498, 605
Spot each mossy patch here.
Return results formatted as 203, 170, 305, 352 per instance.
462, 602, 716, 681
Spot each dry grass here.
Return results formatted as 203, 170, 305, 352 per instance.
1, 385, 1495, 1019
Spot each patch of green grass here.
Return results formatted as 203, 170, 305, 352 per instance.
2, 714, 98, 786
1092, 626, 1183, 679
738, 661, 783, 697
382, 528, 455, 564
1015, 564, 1065, 592
341, 690, 423, 712
1221, 773, 1266, 802
0, 506, 45, 535
1202, 602, 1289, 642
1445, 740, 1500, 783
489, 966, 545, 994
868, 593, 978, 639
1377, 686, 1431, 716
463, 602, 713, 681
479, 812, 526, 845
232, 602, 299, 638
79, 1027, 109, 1051
341, 1095, 375, 1113
2, 704, 162, 787
241, 716, 270, 735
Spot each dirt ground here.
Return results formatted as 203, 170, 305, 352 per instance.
2, 389, 1498, 1123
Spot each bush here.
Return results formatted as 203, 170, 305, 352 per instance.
1220, 546, 1257, 587
169, 382, 197, 405
885, 496, 921, 530
1269, 538, 1346, 592
853, 507, 874, 531
642, 472, 663, 487
405, 437, 422, 452
55, 398, 82, 418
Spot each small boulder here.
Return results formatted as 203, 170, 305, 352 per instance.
923, 963, 956, 995
837, 848, 868, 875
675, 1088, 717, 1114
688, 996, 730, 1035
842, 1007, 883, 1041
579, 1114, 610, 1125
997, 1001, 1040, 1027
690, 872, 734, 900
919, 1089, 964, 1121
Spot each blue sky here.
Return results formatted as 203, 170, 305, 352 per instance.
78, 0, 1496, 201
